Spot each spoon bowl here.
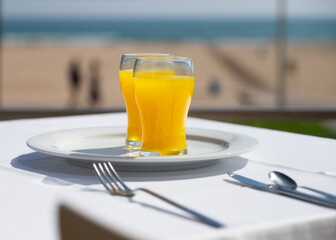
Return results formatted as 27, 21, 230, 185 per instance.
268, 171, 297, 189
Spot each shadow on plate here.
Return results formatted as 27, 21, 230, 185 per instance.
10, 152, 248, 186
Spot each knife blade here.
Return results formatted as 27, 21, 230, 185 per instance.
229, 173, 336, 209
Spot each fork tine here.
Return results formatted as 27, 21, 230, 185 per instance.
94, 162, 133, 197
106, 162, 133, 193
93, 163, 110, 191
93, 163, 117, 192
98, 163, 119, 191
102, 162, 124, 191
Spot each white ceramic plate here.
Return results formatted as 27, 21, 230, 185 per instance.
27, 126, 258, 171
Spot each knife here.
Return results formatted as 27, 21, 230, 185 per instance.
228, 173, 336, 209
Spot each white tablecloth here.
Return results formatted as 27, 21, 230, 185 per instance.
1, 113, 336, 240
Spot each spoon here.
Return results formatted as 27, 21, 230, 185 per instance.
268, 171, 336, 200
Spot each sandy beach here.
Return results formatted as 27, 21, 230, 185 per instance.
1, 42, 336, 109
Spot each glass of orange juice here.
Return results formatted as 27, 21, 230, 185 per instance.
119, 53, 172, 150
133, 57, 195, 156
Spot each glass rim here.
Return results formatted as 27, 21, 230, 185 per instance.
135, 56, 191, 62
122, 53, 173, 58
120, 53, 174, 70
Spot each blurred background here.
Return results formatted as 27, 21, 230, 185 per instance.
0, 0, 335, 137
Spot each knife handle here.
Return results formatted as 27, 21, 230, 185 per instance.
273, 187, 336, 209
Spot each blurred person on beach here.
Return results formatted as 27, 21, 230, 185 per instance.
88, 59, 102, 107
68, 58, 82, 107
208, 76, 222, 97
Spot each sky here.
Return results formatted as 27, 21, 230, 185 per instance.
3, 0, 336, 19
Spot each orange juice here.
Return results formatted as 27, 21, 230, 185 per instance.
133, 74, 194, 155
119, 70, 142, 146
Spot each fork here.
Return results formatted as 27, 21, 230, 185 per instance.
93, 162, 224, 228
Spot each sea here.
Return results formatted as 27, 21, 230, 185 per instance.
2, 18, 336, 44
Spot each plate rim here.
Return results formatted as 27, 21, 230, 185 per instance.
26, 126, 258, 164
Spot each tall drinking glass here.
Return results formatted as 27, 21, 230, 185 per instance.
133, 57, 195, 156
119, 53, 172, 150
